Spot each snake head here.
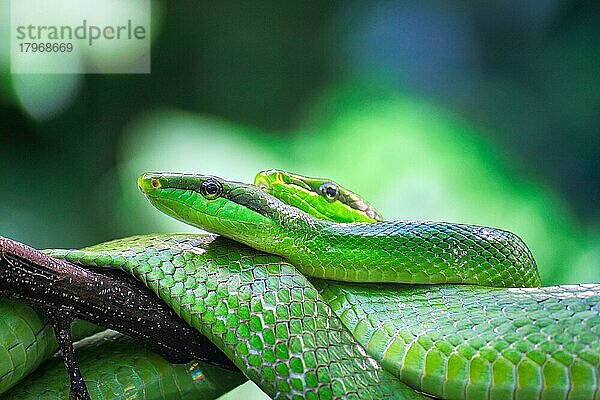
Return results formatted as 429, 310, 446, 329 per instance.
254, 169, 384, 223
138, 172, 290, 250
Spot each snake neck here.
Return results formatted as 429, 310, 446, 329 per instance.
270, 218, 541, 287
222, 193, 541, 288
247, 198, 330, 256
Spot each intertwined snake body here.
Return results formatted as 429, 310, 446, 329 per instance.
1, 170, 598, 399
131, 169, 596, 399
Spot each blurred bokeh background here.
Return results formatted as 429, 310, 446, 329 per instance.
1, 2, 599, 397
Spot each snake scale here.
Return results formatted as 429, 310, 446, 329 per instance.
0, 169, 598, 399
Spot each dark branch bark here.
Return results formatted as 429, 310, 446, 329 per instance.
0, 236, 236, 371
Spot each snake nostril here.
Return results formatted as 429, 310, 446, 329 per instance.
151, 178, 161, 189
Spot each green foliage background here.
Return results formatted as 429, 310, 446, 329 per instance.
0, 2, 598, 398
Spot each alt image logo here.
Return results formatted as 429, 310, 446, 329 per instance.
11, 0, 151, 74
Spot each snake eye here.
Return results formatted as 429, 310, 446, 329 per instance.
319, 182, 338, 202
200, 179, 223, 200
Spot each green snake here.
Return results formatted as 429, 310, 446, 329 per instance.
1, 169, 599, 399
139, 170, 540, 287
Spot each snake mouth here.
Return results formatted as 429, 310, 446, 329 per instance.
254, 169, 279, 191
138, 173, 164, 194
